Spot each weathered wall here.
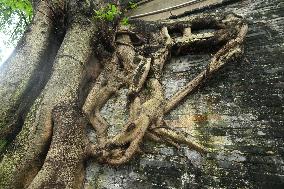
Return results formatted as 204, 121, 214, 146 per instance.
84, 0, 284, 188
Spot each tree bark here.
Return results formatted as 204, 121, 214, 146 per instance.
0, 5, 96, 188
0, 0, 60, 149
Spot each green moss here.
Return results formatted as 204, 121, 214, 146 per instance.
0, 139, 7, 153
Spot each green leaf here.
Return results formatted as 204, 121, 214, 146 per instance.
121, 17, 129, 26
129, 1, 138, 9
111, 4, 117, 12
0, 0, 33, 45
93, 3, 121, 22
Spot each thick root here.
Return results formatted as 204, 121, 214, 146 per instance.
164, 20, 248, 113
0, 0, 59, 150
84, 13, 247, 166
27, 102, 88, 189
152, 127, 208, 154
0, 14, 96, 188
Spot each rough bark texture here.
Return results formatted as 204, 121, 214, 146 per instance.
27, 102, 88, 189
0, 0, 59, 150
0, 5, 97, 188
0, 0, 283, 189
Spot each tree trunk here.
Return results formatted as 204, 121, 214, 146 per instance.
0, 0, 264, 188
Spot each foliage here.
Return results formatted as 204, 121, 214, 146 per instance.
120, 16, 129, 26
94, 3, 121, 21
128, 1, 137, 9
0, 0, 33, 62
94, 1, 137, 25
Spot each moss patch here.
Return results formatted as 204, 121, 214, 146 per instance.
0, 139, 7, 152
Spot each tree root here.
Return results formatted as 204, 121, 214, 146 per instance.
0, 12, 97, 188
27, 102, 88, 189
84, 13, 248, 166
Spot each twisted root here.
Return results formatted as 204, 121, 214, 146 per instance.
84, 13, 248, 165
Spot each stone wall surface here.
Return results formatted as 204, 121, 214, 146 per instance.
84, 0, 284, 188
